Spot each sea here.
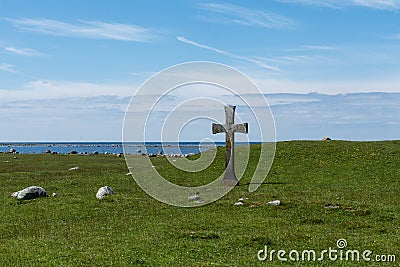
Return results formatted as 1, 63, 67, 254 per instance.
0, 142, 229, 155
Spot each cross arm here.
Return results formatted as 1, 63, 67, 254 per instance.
234, 123, 248, 134
212, 123, 226, 134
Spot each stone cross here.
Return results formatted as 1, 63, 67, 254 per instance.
212, 105, 248, 185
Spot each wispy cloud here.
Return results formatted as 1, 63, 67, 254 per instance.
302, 45, 340, 51
275, 0, 400, 10
5, 46, 44, 56
0, 63, 16, 73
197, 2, 295, 29
177, 36, 279, 71
386, 33, 400, 40
6, 18, 155, 42
283, 45, 341, 54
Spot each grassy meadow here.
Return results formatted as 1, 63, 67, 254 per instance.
0, 141, 399, 266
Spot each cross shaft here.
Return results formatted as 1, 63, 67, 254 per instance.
212, 105, 248, 185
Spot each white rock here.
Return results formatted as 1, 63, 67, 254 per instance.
96, 186, 114, 199
325, 205, 339, 209
234, 201, 244, 206
68, 167, 79, 171
238, 197, 248, 202
126, 172, 132, 176
52, 192, 57, 197
267, 200, 281, 206
188, 192, 202, 202
188, 195, 201, 201
13, 186, 48, 200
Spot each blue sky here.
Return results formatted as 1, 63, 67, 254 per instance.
0, 0, 399, 141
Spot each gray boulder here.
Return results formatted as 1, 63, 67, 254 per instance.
96, 186, 114, 199
12, 186, 48, 200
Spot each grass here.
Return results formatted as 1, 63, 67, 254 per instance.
0, 140, 399, 266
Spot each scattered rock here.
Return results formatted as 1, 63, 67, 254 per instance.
238, 197, 248, 202
52, 192, 57, 197
188, 192, 202, 202
45, 149, 51, 154
117, 153, 123, 158
12, 186, 48, 200
96, 186, 114, 199
267, 200, 281, 206
234, 201, 244, 206
93, 151, 99, 155
126, 172, 132, 176
9, 148, 16, 153
325, 204, 339, 209
68, 167, 79, 171
70, 151, 78, 154
322, 137, 332, 141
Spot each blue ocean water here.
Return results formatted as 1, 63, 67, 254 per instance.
0, 142, 227, 155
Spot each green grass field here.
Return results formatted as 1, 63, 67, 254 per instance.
0, 141, 399, 266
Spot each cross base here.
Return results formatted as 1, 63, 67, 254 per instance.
221, 161, 239, 186
221, 178, 239, 186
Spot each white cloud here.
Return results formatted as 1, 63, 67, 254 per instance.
254, 77, 400, 94
275, 0, 400, 10
177, 36, 279, 72
351, 0, 400, 9
0, 63, 16, 73
7, 18, 155, 42
197, 2, 296, 29
1, 92, 398, 141
271, 92, 400, 140
5, 46, 44, 56
0, 80, 135, 103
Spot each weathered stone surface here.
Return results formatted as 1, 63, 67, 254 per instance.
12, 186, 48, 200
96, 186, 114, 199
